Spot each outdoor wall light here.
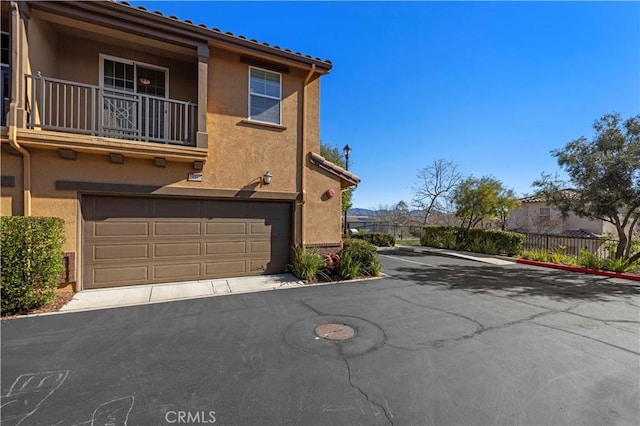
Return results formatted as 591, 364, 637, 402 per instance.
263, 171, 273, 185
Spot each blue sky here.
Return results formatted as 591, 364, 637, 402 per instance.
135, 1, 639, 209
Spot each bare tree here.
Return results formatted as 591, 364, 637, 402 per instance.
412, 159, 464, 224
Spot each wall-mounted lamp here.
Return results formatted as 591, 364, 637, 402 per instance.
139, 78, 151, 86
262, 171, 273, 185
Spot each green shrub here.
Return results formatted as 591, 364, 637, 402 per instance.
420, 226, 458, 249
420, 226, 524, 256
603, 257, 637, 273
368, 256, 382, 276
342, 238, 380, 276
1, 216, 65, 315
578, 248, 605, 270
289, 246, 325, 282
351, 232, 395, 247
338, 251, 361, 280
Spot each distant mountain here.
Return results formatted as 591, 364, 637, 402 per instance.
348, 208, 377, 216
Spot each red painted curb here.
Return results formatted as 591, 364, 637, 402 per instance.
516, 259, 640, 282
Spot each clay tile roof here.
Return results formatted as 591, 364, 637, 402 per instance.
309, 152, 360, 188
520, 189, 579, 203
113, 1, 333, 68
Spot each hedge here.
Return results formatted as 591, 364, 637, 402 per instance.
1, 216, 65, 315
420, 226, 524, 257
351, 232, 395, 247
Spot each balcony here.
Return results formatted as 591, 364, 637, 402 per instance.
25, 73, 198, 146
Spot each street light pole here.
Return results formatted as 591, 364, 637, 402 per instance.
343, 144, 351, 236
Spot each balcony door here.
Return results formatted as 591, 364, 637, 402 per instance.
100, 55, 169, 141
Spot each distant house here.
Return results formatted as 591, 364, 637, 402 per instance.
506, 193, 616, 237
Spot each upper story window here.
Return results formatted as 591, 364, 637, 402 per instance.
249, 67, 281, 125
539, 207, 551, 218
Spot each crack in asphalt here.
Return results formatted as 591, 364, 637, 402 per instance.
299, 299, 324, 316
383, 254, 640, 356
385, 307, 563, 352
531, 322, 640, 356
342, 357, 394, 426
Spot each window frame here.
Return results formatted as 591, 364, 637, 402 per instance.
99, 54, 170, 98
539, 207, 551, 218
247, 66, 282, 126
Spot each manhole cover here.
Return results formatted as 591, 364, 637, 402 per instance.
315, 323, 355, 341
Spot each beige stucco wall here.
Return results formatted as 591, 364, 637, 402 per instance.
303, 165, 342, 246
205, 48, 303, 193
0, 149, 24, 216
27, 14, 58, 78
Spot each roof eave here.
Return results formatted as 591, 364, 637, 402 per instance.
309, 152, 360, 188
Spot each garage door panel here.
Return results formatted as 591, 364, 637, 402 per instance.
93, 266, 149, 287
154, 222, 201, 236
205, 241, 247, 255
250, 241, 272, 255
205, 222, 247, 236
84, 197, 151, 219
205, 260, 247, 276
248, 202, 287, 218
204, 201, 247, 218
83, 196, 291, 288
153, 263, 201, 280
154, 242, 202, 258
152, 198, 202, 218
92, 222, 150, 238
94, 244, 149, 261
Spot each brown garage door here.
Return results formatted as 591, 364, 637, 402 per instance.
82, 195, 292, 289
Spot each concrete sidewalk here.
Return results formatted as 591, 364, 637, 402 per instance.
60, 274, 304, 312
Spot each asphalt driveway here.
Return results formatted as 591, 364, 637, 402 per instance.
2, 250, 639, 425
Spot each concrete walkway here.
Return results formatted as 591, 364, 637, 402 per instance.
60, 274, 304, 312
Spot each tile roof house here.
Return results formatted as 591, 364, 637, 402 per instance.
0, 0, 359, 290
506, 191, 616, 237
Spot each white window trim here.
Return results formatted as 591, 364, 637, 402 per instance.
99, 53, 170, 98
248, 66, 282, 126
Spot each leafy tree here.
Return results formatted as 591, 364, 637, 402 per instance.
496, 188, 521, 231
453, 176, 520, 238
533, 113, 640, 262
412, 159, 463, 224
320, 143, 353, 213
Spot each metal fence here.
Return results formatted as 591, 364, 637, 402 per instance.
348, 222, 422, 241
521, 233, 617, 259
